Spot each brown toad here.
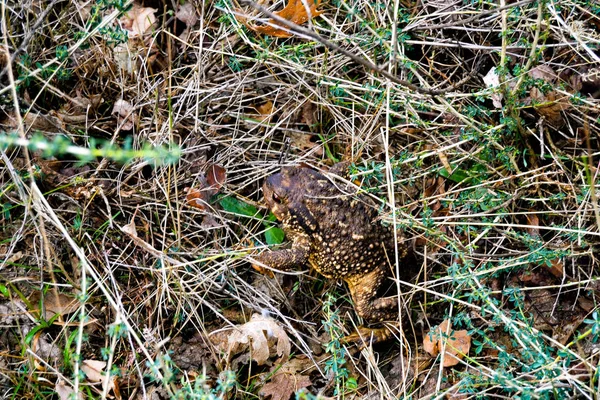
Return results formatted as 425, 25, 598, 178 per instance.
254, 164, 406, 325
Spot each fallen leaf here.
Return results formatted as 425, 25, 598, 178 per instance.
256, 100, 274, 122
526, 211, 540, 238
527, 65, 569, 126
260, 371, 311, 400
112, 100, 137, 131
186, 164, 226, 210
206, 164, 227, 190
300, 100, 318, 127
529, 65, 558, 83
530, 87, 569, 127
56, 380, 84, 400
238, 0, 322, 38
186, 187, 209, 210
423, 319, 471, 368
81, 359, 106, 383
120, 4, 157, 37
176, 2, 198, 27
120, 217, 138, 238
218, 313, 291, 365
288, 132, 322, 156
260, 356, 315, 400
483, 67, 503, 108
29, 290, 79, 320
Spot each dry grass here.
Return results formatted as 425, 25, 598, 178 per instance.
1, 0, 600, 398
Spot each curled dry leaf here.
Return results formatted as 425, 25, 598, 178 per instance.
423, 319, 471, 367
206, 163, 227, 190
112, 100, 137, 131
186, 163, 226, 210
528, 65, 570, 126
220, 313, 291, 365
56, 380, 83, 400
176, 2, 199, 27
483, 67, 503, 109
82, 359, 118, 395
81, 359, 107, 383
260, 355, 314, 400
237, 0, 322, 38
120, 4, 157, 37
29, 290, 79, 320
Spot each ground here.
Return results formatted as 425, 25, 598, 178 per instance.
0, 0, 600, 399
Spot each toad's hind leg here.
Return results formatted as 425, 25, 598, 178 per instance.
346, 268, 401, 323
342, 268, 401, 345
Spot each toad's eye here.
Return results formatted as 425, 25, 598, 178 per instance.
272, 192, 282, 204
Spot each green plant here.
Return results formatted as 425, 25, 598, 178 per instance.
321, 293, 357, 396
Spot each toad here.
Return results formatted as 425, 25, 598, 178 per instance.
253, 164, 406, 339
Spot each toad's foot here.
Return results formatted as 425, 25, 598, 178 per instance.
342, 325, 395, 347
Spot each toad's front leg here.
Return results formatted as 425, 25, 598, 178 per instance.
252, 232, 311, 275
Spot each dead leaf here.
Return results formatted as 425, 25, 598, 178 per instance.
260, 356, 314, 400
529, 65, 558, 83
260, 371, 311, 400
81, 359, 106, 383
238, 0, 322, 38
56, 380, 83, 400
186, 187, 208, 210
121, 217, 138, 238
176, 2, 198, 27
82, 359, 118, 394
206, 164, 227, 190
423, 319, 471, 368
526, 211, 540, 238
288, 132, 322, 156
522, 287, 587, 345
112, 100, 137, 131
530, 87, 569, 127
218, 313, 291, 365
483, 67, 503, 108
120, 4, 157, 37
301, 100, 318, 127
186, 164, 226, 210
29, 290, 79, 320
256, 100, 274, 122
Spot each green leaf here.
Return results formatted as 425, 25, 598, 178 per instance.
265, 226, 285, 245
219, 196, 259, 217
439, 167, 471, 183
0, 284, 8, 297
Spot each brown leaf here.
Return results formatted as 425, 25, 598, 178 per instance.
220, 313, 291, 365
206, 164, 227, 190
260, 356, 314, 400
256, 101, 275, 121
423, 319, 471, 368
186, 164, 225, 210
186, 187, 210, 210
288, 132, 322, 156
530, 88, 569, 127
81, 359, 107, 383
120, 4, 157, 37
238, 0, 322, 38
56, 380, 83, 400
260, 372, 311, 400
29, 290, 79, 320
529, 65, 558, 83
526, 211, 540, 238
301, 101, 318, 127
176, 2, 198, 27
112, 99, 137, 131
